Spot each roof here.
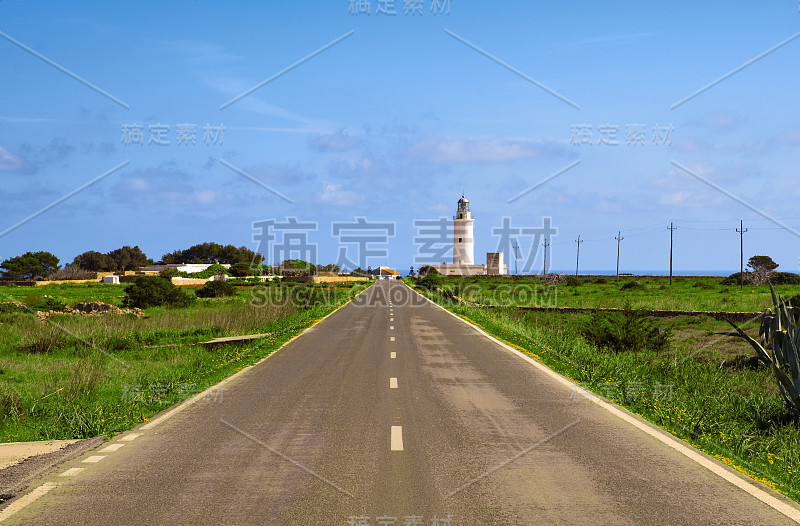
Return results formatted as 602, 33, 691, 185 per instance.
374, 266, 400, 275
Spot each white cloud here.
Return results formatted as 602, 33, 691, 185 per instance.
316, 182, 362, 206
0, 145, 29, 173
403, 138, 564, 163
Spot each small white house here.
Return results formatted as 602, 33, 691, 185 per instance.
102, 275, 120, 284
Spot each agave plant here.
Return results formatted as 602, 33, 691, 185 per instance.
728, 284, 800, 416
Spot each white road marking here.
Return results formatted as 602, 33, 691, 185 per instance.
390, 377, 398, 389
391, 426, 404, 451
417, 284, 800, 522
99, 443, 125, 452
390, 352, 396, 359
390, 325, 394, 330
82, 455, 105, 463
390, 336, 395, 342
59, 468, 85, 477
0, 482, 58, 521
390, 317, 394, 321
120, 433, 140, 441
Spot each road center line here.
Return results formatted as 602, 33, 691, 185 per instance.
390, 377, 398, 389
390, 352, 396, 359
390, 336, 395, 342
390, 325, 394, 330
391, 426, 404, 451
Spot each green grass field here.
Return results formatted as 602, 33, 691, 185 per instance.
0, 281, 369, 442
432, 274, 798, 312
408, 276, 800, 503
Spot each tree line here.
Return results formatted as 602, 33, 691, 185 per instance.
0, 243, 346, 280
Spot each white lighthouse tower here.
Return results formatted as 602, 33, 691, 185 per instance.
453, 195, 475, 265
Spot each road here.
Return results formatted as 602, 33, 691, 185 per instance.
3, 280, 798, 525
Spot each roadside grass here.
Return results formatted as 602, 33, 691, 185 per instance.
0, 281, 369, 442
410, 281, 800, 502
435, 275, 797, 312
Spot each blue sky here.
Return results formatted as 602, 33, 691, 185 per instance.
1, 1, 799, 274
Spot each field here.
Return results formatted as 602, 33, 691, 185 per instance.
0, 280, 369, 443
435, 274, 799, 312
408, 275, 800, 503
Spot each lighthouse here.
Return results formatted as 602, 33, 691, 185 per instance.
453, 195, 475, 265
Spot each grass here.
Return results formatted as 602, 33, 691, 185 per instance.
432, 274, 798, 312
0, 281, 370, 442
408, 277, 800, 503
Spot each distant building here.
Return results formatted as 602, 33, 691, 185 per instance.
430, 196, 507, 276
373, 266, 401, 280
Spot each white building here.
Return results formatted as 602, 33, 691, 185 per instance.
430, 196, 507, 276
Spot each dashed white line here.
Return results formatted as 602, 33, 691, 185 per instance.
390, 336, 395, 342
390, 352, 396, 359
390, 377, 398, 389
390, 317, 394, 321
120, 433, 140, 441
391, 426, 404, 451
0, 482, 57, 521
390, 325, 394, 330
59, 468, 85, 477
82, 455, 105, 463
99, 443, 125, 453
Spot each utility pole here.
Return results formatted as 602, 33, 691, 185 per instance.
512, 241, 520, 275
575, 235, 583, 276
667, 222, 677, 286
542, 239, 550, 276
736, 220, 747, 290
615, 231, 623, 282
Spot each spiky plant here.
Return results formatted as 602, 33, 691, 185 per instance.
728, 285, 800, 416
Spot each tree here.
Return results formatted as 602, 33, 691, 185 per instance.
747, 255, 779, 285
73, 251, 117, 272
162, 243, 264, 265
0, 251, 60, 280
108, 245, 152, 271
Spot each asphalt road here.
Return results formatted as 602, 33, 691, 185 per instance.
3, 280, 799, 525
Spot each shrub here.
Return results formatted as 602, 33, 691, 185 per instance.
417, 272, 444, 291
48, 265, 97, 281
565, 276, 583, 287
196, 280, 238, 298
592, 277, 607, 284
771, 272, 800, 286
581, 306, 670, 353
692, 281, 713, 290
620, 281, 644, 291
160, 268, 182, 279
122, 276, 196, 309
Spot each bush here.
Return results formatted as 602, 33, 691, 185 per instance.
592, 277, 607, 284
159, 268, 182, 279
417, 272, 444, 291
48, 265, 97, 281
196, 280, 238, 298
771, 272, 800, 286
122, 276, 196, 309
581, 306, 670, 353
564, 276, 583, 287
721, 272, 750, 286
620, 281, 644, 291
